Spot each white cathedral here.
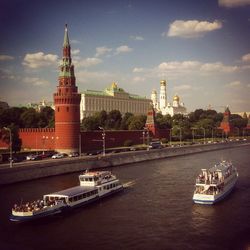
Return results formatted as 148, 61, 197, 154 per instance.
151, 80, 187, 116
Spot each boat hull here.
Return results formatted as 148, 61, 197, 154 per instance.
10, 186, 123, 222
10, 207, 62, 222
193, 179, 237, 205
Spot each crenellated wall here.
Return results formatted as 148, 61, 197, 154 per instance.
19, 128, 55, 151
1, 128, 169, 153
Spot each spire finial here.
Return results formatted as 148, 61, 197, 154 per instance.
63, 24, 70, 47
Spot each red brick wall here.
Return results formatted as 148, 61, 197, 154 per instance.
19, 128, 55, 150
0, 128, 169, 152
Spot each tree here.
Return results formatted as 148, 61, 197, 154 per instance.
106, 110, 122, 129
20, 108, 39, 128
156, 114, 172, 129
94, 110, 107, 128
128, 115, 146, 130
120, 112, 134, 130
81, 116, 99, 131
40, 106, 54, 128
0, 124, 22, 152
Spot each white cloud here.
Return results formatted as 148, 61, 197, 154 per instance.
167, 20, 222, 38
22, 52, 58, 69
158, 61, 201, 71
115, 45, 133, 54
132, 60, 240, 82
174, 84, 192, 91
219, 0, 250, 8
71, 49, 80, 55
133, 67, 145, 73
0, 68, 16, 79
22, 77, 50, 86
132, 76, 146, 82
77, 70, 115, 84
130, 35, 144, 41
200, 62, 238, 73
226, 81, 242, 87
71, 39, 81, 44
242, 53, 250, 62
95, 46, 112, 57
0, 55, 14, 61
76, 57, 102, 68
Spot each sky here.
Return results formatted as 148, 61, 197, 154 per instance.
0, 0, 250, 113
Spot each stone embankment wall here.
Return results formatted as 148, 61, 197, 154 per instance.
0, 141, 248, 185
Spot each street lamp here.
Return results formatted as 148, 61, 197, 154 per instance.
175, 127, 182, 146
235, 127, 240, 138
201, 127, 206, 144
191, 127, 198, 144
99, 127, 105, 156
4, 127, 12, 168
142, 130, 145, 145
79, 134, 81, 157
169, 128, 172, 146
42, 136, 48, 155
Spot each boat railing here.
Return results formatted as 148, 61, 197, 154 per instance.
12, 199, 45, 213
196, 178, 222, 185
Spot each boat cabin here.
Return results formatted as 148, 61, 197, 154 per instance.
44, 186, 98, 205
79, 171, 115, 187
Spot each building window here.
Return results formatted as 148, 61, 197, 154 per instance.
67, 107, 69, 112
57, 107, 60, 112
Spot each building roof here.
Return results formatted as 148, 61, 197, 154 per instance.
81, 83, 150, 100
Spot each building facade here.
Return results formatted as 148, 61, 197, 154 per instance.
80, 82, 151, 120
151, 80, 187, 116
53, 25, 81, 153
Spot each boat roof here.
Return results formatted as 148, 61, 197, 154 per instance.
209, 161, 233, 173
44, 186, 97, 198
80, 171, 112, 177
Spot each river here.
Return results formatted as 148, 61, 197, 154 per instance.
0, 145, 249, 250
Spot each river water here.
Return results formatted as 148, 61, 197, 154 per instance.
0, 145, 249, 250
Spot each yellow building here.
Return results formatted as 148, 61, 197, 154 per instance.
80, 83, 151, 120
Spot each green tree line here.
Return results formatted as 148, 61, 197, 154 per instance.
81, 109, 248, 140
0, 106, 54, 152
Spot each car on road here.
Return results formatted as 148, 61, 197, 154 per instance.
148, 141, 163, 149
69, 152, 79, 157
51, 153, 67, 159
26, 154, 36, 160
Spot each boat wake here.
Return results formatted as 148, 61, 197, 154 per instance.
123, 180, 136, 188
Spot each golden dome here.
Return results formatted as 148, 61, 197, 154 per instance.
173, 95, 180, 101
160, 80, 166, 85
111, 82, 118, 89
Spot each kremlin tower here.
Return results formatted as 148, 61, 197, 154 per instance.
159, 80, 167, 110
53, 25, 81, 153
219, 106, 234, 136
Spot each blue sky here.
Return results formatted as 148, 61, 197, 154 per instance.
0, 0, 250, 113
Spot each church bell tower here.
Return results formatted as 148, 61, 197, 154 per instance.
53, 25, 81, 153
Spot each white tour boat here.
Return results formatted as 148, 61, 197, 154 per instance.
193, 161, 238, 205
10, 170, 123, 222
